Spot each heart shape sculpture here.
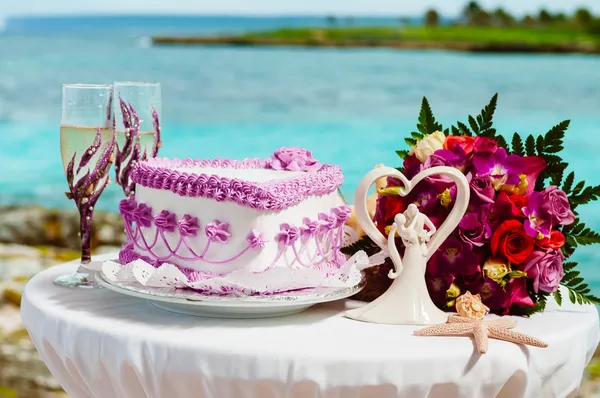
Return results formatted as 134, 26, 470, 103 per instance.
346, 165, 470, 325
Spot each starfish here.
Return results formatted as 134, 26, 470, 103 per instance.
414, 315, 548, 354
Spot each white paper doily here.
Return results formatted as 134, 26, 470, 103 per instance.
101, 251, 369, 295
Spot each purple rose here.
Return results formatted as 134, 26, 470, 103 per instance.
468, 173, 495, 204
458, 209, 492, 247
269, 147, 321, 173
119, 197, 137, 220
541, 186, 575, 226
524, 248, 565, 293
132, 204, 153, 228
154, 210, 178, 232
205, 220, 231, 243
275, 223, 300, 246
178, 214, 200, 237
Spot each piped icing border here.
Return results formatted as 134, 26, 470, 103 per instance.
130, 147, 343, 210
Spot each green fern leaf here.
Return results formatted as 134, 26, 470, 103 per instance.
511, 133, 525, 156
553, 289, 562, 306
562, 172, 575, 194
416, 97, 443, 135
496, 135, 508, 149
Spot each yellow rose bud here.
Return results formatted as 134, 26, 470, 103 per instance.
445, 282, 461, 307
483, 257, 510, 283
438, 188, 452, 209
411, 131, 446, 162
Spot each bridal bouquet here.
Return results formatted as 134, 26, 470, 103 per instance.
343, 94, 600, 316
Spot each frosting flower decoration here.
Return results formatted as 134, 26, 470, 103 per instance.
132, 203, 153, 228
331, 206, 352, 227
275, 223, 300, 246
154, 210, 178, 232
178, 214, 200, 237
522, 192, 552, 238
205, 220, 231, 243
119, 197, 137, 220
269, 147, 321, 173
300, 217, 321, 241
247, 229, 267, 249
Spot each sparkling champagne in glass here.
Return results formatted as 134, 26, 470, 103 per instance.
113, 82, 162, 197
57, 84, 115, 288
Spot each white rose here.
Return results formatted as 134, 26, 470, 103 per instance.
411, 131, 446, 162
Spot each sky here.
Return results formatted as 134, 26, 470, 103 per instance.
2, 0, 600, 18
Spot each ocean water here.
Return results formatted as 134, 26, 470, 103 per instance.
1, 16, 600, 290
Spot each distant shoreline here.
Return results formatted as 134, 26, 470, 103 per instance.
151, 26, 600, 55
152, 36, 600, 54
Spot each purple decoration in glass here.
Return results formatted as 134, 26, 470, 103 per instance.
205, 220, 231, 243
132, 204, 153, 227
119, 197, 137, 220
114, 97, 162, 197
269, 147, 322, 173
130, 157, 343, 211
178, 214, 200, 237
64, 127, 115, 264
154, 210, 178, 232
247, 230, 267, 249
276, 223, 300, 246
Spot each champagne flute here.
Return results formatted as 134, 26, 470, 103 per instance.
57, 84, 115, 288
113, 81, 162, 197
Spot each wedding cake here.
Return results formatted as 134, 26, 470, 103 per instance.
105, 147, 365, 294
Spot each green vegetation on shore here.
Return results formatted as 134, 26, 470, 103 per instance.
152, 1, 600, 54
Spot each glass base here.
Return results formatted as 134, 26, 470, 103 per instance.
54, 271, 99, 289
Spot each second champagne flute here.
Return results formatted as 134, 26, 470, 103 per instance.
113, 81, 162, 197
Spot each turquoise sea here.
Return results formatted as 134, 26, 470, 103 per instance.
1, 16, 600, 291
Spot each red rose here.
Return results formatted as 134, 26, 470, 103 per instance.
537, 230, 566, 249
506, 194, 528, 218
444, 135, 476, 155
490, 220, 535, 264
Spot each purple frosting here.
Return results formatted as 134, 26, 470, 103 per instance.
205, 220, 231, 243
268, 147, 321, 173
300, 217, 321, 241
318, 212, 338, 234
247, 229, 267, 249
132, 204, 153, 227
331, 205, 352, 227
119, 197, 138, 220
129, 151, 342, 211
276, 223, 300, 246
178, 214, 200, 237
154, 210, 178, 232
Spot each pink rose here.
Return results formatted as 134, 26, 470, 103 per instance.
269, 147, 321, 173
523, 248, 565, 293
541, 186, 575, 225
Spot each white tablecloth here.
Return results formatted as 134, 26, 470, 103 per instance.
21, 254, 600, 398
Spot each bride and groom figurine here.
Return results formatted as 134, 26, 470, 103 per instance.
345, 165, 470, 325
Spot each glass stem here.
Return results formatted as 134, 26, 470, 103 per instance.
79, 202, 93, 266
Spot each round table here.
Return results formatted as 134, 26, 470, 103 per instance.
22, 255, 600, 398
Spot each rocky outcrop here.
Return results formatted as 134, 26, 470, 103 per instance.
0, 206, 125, 250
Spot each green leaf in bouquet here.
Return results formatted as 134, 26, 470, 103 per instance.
562, 171, 575, 194
553, 289, 563, 306
495, 134, 508, 149
525, 135, 536, 156
416, 96, 443, 136
569, 183, 600, 208
511, 133, 525, 156
404, 137, 417, 147
456, 121, 471, 136
395, 149, 409, 160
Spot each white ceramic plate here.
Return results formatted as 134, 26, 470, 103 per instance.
96, 272, 365, 319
